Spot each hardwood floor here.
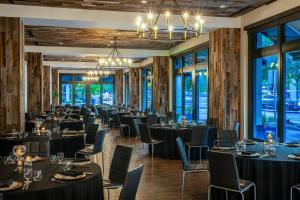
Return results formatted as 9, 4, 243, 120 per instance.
96, 123, 210, 200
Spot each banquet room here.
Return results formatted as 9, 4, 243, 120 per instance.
0, 0, 300, 199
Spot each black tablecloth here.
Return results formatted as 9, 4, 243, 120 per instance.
0, 134, 84, 157
120, 115, 147, 137
149, 126, 217, 160
0, 159, 104, 200
211, 143, 300, 200
60, 120, 83, 131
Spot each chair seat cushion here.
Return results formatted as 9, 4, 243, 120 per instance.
103, 180, 123, 189
240, 179, 254, 190
151, 139, 163, 144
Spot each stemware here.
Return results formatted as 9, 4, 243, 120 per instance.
33, 170, 43, 182
57, 152, 64, 163
50, 155, 57, 164
24, 167, 33, 182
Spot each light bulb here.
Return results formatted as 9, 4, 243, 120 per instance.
147, 12, 154, 20
199, 19, 204, 24
196, 15, 201, 21
141, 23, 147, 30
168, 25, 173, 31
183, 12, 189, 19
165, 11, 170, 17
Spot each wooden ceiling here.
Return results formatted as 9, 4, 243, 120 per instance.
25, 25, 184, 50
43, 55, 145, 63
2, 0, 276, 17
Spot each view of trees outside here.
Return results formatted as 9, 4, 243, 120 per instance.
175, 74, 182, 122
90, 84, 101, 105
284, 50, 300, 142
141, 69, 152, 111
61, 84, 72, 105
184, 72, 192, 120
74, 84, 86, 106
102, 83, 114, 105
196, 69, 208, 123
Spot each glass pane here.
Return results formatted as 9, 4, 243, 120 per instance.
183, 72, 193, 120
284, 50, 300, 142
142, 77, 147, 111
102, 84, 114, 105
183, 54, 193, 67
102, 76, 114, 83
147, 78, 152, 110
90, 84, 101, 105
74, 84, 86, 106
175, 74, 182, 122
196, 49, 208, 63
253, 55, 278, 140
74, 76, 83, 82
61, 84, 73, 105
61, 75, 73, 82
284, 19, 300, 42
174, 58, 182, 70
256, 27, 278, 49
196, 69, 208, 123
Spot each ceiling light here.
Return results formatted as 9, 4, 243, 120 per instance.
220, 5, 226, 8
59, 42, 63, 45
141, 0, 147, 4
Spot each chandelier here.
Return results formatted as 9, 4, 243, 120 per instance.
134, 0, 205, 41
83, 37, 132, 81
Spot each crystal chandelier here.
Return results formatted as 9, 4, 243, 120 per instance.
134, 0, 205, 41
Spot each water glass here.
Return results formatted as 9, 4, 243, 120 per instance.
24, 167, 33, 181
3, 156, 11, 165
63, 161, 72, 171
33, 170, 43, 182
50, 155, 57, 164
57, 152, 64, 163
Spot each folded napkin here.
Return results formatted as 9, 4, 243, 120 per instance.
292, 153, 300, 157
0, 179, 12, 188
238, 152, 261, 157
288, 154, 300, 160
73, 158, 90, 163
59, 171, 83, 177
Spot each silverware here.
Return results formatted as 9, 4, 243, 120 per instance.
25, 181, 32, 190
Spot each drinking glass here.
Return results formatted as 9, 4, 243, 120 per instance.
63, 161, 72, 171
24, 167, 33, 181
33, 170, 43, 182
50, 155, 57, 164
57, 152, 64, 163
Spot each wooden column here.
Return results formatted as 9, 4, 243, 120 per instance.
27, 52, 43, 114
209, 28, 241, 133
153, 56, 169, 114
43, 65, 50, 111
115, 70, 123, 106
52, 69, 59, 106
0, 17, 25, 132
129, 67, 139, 108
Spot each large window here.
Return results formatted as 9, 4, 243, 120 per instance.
141, 68, 153, 112
60, 74, 115, 107
249, 14, 300, 142
173, 46, 209, 122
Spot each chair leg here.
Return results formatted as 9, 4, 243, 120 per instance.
128, 126, 130, 145
188, 146, 191, 165
182, 171, 185, 199
254, 184, 256, 200
241, 192, 244, 200
102, 152, 105, 177
108, 189, 110, 200
291, 186, 293, 200
226, 190, 228, 200
207, 186, 211, 200
199, 147, 202, 165
75, 152, 78, 159
151, 144, 154, 163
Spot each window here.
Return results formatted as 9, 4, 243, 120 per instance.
124, 73, 130, 106
173, 46, 209, 123
196, 69, 208, 123
174, 58, 182, 70
141, 68, 153, 112
256, 27, 278, 49
249, 14, 300, 142
60, 74, 115, 107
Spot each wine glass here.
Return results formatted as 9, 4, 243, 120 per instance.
24, 167, 33, 182
33, 170, 43, 182
57, 152, 64, 163
50, 155, 57, 164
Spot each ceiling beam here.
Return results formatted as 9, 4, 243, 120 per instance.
0, 4, 241, 30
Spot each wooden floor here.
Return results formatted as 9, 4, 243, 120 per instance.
96, 123, 210, 200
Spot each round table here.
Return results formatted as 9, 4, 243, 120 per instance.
121, 115, 147, 137
149, 125, 217, 160
0, 133, 85, 157
0, 159, 104, 200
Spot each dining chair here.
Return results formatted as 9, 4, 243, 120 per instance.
26, 136, 50, 157
137, 123, 163, 161
176, 137, 206, 199
103, 145, 133, 200
206, 118, 218, 128
84, 117, 96, 130
102, 110, 113, 127
185, 126, 209, 166
146, 114, 158, 126
133, 118, 142, 159
233, 122, 240, 136
85, 124, 99, 145
112, 113, 130, 138
119, 164, 144, 200
214, 130, 238, 147
75, 129, 106, 175
207, 150, 256, 200
166, 111, 174, 121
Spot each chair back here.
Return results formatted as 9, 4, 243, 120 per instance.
109, 145, 133, 184
233, 122, 240, 135
137, 123, 153, 143
220, 130, 238, 146
190, 126, 209, 146
93, 129, 106, 153
26, 136, 50, 157
85, 124, 99, 144
176, 137, 189, 171
85, 117, 96, 129
207, 151, 240, 190
25, 122, 35, 132
112, 113, 121, 127
206, 118, 218, 128
133, 118, 141, 137
166, 112, 174, 121
119, 164, 144, 200
147, 115, 157, 126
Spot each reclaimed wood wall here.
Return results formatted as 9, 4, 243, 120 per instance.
0, 17, 25, 132
129, 67, 139, 108
27, 52, 43, 114
153, 56, 170, 114
43, 65, 50, 111
115, 70, 123, 106
52, 69, 59, 106
209, 28, 241, 133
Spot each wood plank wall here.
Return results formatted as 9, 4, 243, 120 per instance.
27, 52, 43, 114
129, 67, 139, 108
0, 17, 25, 132
115, 69, 123, 106
52, 69, 59, 106
209, 28, 241, 133
43, 65, 50, 111
153, 56, 170, 114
